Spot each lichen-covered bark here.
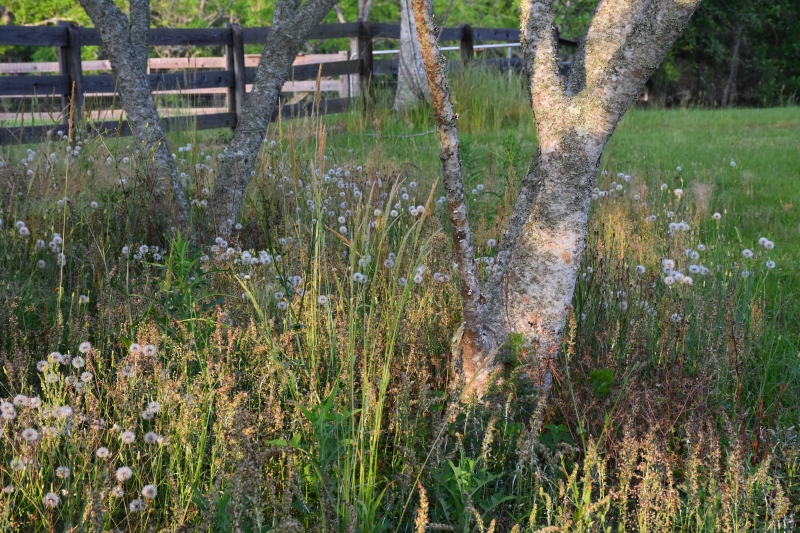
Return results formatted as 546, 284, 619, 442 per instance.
78, 0, 189, 230
412, 0, 701, 400
394, 0, 430, 111
210, 0, 339, 229
410, 0, 492, 397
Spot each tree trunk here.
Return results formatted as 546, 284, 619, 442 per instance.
721, 27, 742, 107
78, 0, 190, 231
411, 0, 702, 401
395, 0, 430, 111
209, 0, 338, 230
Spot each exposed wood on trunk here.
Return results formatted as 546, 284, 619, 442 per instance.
395, 0, 430, 111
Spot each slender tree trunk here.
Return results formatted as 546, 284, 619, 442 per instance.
78, 0, 190, 231
395, 0, 430, 111
721, 27, 742, 107
209, 0, 338, 230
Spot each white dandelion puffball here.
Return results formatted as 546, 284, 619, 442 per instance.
742, 249, 754, 258
636, 265, 646, 274
121, 431, 135, 444
78, 342, 92, 354
56, 466, 71, 478
116, 466, 133, 482
143, 345, 157, 357
43, 492, 60, 508
674, 189, 683, 198
712, 212, 721, 220
766, 260, 775, 269
21, 428, 39, 442
141, 484, 158, 500
487, 238, 497, 248
129, 498, 146, 513
96, 447, 110, 458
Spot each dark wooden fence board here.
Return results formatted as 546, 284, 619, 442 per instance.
0, 26, 67, 46
0, 75, 69, 96
0, 21, 577, 144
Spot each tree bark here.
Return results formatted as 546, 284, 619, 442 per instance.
78, 0, 190, 231
209, 0, 339, 230
412, 0, 702, 400
395, 0, 430, 111
721, 27, 742, 107
410, 0, 495, 397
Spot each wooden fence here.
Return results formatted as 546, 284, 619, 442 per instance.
0, 22, 575, 145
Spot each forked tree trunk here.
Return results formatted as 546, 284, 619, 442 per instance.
209, 0, 339, 230
412, 0, 702, 400
78, 0, 190, 230
395, 0, 430, 111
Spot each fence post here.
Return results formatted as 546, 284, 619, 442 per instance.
57, 22, 84, 131
358, 21, 373, 113
226, 23, 245, 129
460, 24, 474, 64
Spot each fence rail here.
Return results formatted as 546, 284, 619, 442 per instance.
0, 22, 576, 145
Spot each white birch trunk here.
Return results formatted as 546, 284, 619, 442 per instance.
395, 0, 430, 111
411, 0, 702, 400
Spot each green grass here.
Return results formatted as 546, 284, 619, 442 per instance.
0, 68, 798, 531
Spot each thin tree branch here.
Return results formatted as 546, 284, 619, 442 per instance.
411, 0, 493, 392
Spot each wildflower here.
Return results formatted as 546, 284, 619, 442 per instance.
78, 342, 92, 354
116, 466, 133, 482
69, 356, 85, 369
742, 249, 754, 258
141, 484, 157, 500
3, 486, 13, 494
13, 394, 29, 407
697, 244, 706, 252
712, 212, 721, 220
48, 352, 64, 365
21, 428, 39, 442
277, 301, 288, 310
143, 345, 157, 357
56, 466, 71, 478
121, 431, 135, 444
96, 447, 110, 458
45, 373, 59, 384
634, 265, 646, 274
689, 265, 700, 274
144, 432, 163, 444
78, 295, 89, 304
129, 498, 146, 513
129, 343, 142, 354
122, 246, 130, 256
43, 492, 61, 508
766, 260, 775, 269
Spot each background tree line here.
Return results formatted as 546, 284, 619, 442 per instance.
0, 0, 798, 106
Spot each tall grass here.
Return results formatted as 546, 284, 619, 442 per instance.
0, 69, 797, 531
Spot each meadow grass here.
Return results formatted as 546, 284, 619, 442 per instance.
0, 66, 797, 532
